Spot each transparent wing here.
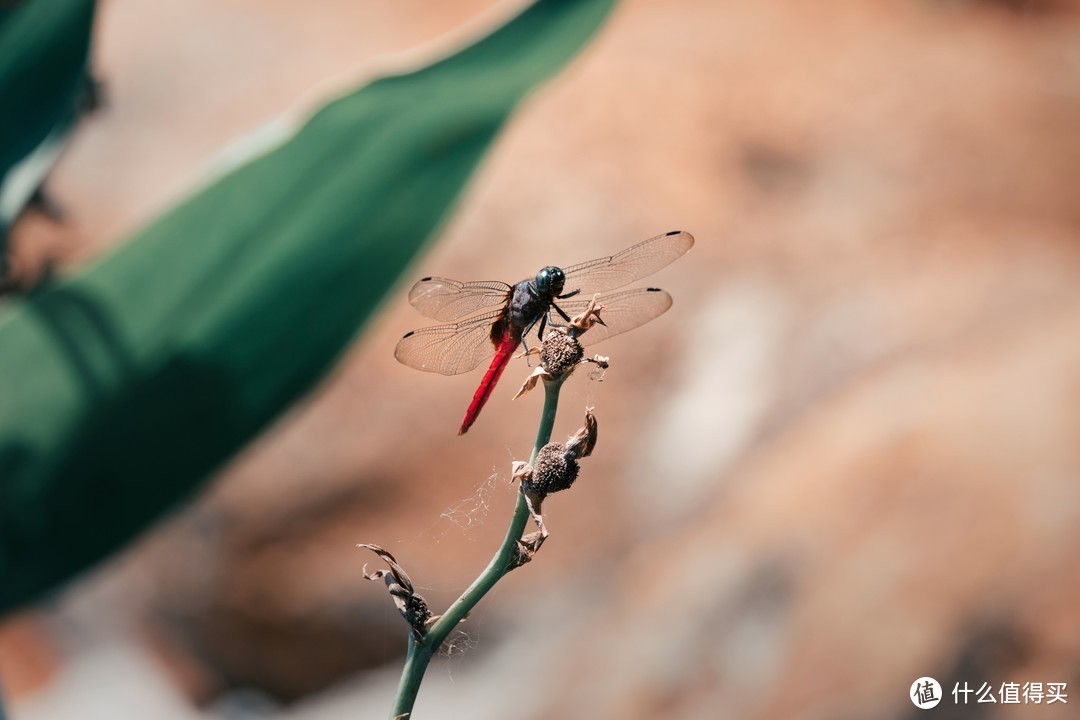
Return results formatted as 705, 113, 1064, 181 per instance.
562, 230, 694, 296
556, 287, 673, 346
407, 277, 512, 321
394, 308, 505, 375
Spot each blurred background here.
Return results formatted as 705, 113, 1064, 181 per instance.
2, 0, 1080, 718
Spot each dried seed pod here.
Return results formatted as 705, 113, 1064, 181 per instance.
516, 298, 610, 399
540, 329, 584, 376
512, 410, 600, 565
527, 442, 580, 495
522, 408, 599, 498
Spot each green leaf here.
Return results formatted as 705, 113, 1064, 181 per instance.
0, 0, 615, 614
0, 0, 96, 249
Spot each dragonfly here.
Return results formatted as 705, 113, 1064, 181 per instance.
395, 230, 694, 434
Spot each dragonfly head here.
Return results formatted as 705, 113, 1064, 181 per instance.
535, 266, 566, 297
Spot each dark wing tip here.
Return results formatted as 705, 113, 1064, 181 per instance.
645, 287, 663, 292
664, 230, 695, 249
419, 276, 434, 282
401, 330, 416, 339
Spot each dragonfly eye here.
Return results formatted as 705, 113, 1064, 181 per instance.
536, 266, 565, 296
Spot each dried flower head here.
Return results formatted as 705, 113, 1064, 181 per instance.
528, 442, 580, 495
540, 329, 584, 376
522, 408, 597, 499
510, 409, 600, 569
513, 296, 614, 400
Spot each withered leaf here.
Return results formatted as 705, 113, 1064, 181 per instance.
565, 407, 598, 459
358, 543, 432, 641
513, 366, 549, 400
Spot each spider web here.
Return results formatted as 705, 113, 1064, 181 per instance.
428, 469, 499, 542
440, 628, 480, 662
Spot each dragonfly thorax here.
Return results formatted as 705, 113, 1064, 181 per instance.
535, 266, 566, 298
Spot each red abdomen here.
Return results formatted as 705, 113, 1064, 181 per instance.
459, 328, 522, 434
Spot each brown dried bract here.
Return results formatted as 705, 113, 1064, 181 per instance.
566, 407, 598, 459
509, 461, 548, 569
567, 294, 607, 336
513, 366, 549, 400
358, 543, 433, 641
509, 530, 547, 571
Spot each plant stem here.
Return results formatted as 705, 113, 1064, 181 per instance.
387, 375, 566, 719
389, 635, 430, 719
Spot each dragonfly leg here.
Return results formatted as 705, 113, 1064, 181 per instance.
520, 317, 540, 365
542, 305, 572, 339
551, 302, 572, 324
557, 289, 580, 300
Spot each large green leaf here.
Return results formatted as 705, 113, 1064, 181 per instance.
0, 0, 96, 252
0, 0, 615, 614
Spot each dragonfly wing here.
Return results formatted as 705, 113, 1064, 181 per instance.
408, 277, 512, 321
394, 308, 505, 375
562, 230, 693, 296
556, 287, 673, 346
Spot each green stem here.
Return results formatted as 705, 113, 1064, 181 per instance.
389, 636, 430, 719
387, 375, 566, 719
